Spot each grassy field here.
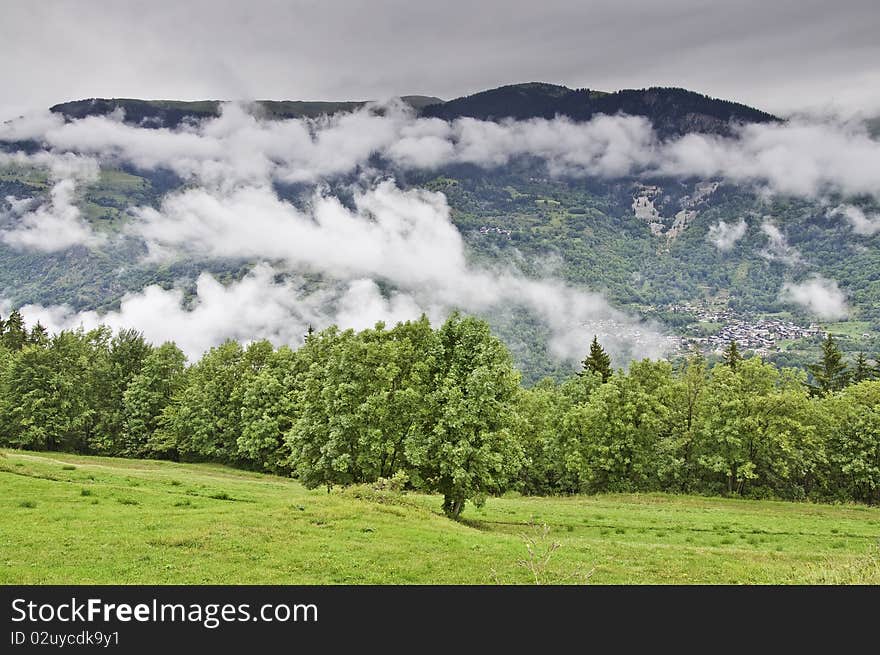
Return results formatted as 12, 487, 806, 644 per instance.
1, 449, 879, 584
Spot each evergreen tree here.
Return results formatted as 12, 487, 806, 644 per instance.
578, 335, 612, 382
721, 340, 742, 369
2, 310, 27, 351
853, 352, 874, 383
807, 334, 850, 396
28, 322, 49, 347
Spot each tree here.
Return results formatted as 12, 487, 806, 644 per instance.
821, 381, 880, 504
238, 346, 300, 473
664, 353, 709, 491
160, 340, 250, 462
807, 334, 850, 396
697, 358, 816, 497
853, 353, 874, 383
89, 329, 152, 454
2, 310, 28, 351
28, 322, 49, 347
1, 329, 102, 452
565, 359, 674, 493
721, 340, 742, 369
578, 335, 612, 382
405, 314, 522, 518
122, 342, 187, 457
290, 318, 439, 488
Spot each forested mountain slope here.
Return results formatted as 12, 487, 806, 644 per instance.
2, 83, 878, 381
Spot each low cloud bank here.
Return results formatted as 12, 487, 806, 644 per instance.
14, 181, 669, 363
780, 275, 849, 320
3, 102, 880, 199
0, 152, 102, 252
2, 102, 876, 361
830, 204, 880, 236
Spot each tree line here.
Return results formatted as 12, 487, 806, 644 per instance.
0, 309, 878, 516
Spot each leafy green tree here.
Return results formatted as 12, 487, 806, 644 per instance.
512, 368, 602, 495
405, 314, 522, 518
1, 329, 104, 452
89, 329, 152, 454
663, 353, 709, 491
564, 360, 674, 493
821, 381, 880, 504
121, 342, 187, 457
578, 335, 612, 382
160, 340, 250, 462
238, 346, 300, 473
697, 358, 816, 497
290, 318, 439, 488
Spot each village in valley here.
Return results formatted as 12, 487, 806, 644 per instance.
666, 301, 824, 356
582, 300, 827, 362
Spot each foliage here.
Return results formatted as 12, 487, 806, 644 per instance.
579, 335, 612, 382
1, 314, 879, 508
807, 334, 850, 396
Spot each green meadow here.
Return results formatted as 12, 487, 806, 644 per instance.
2, 449, 878, 585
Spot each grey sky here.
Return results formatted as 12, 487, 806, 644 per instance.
2, 0, 878, 120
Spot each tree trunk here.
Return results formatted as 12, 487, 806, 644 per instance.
442, 493, 466, 519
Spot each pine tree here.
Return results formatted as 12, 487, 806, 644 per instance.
721, 340, 742, 369
852, 352, 873, 383
1, 310, 27, 351
28, 322, 49, 347
578, 335, 612, 382
807, 334, 850, 395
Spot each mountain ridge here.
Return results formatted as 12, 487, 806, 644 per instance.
48, 82, 780, 136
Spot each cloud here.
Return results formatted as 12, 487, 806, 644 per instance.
655, 120, 880, 198
706, 218, 747, 251
780, 275, 849, 319
6, 104, 880, 201
0, 109, 65, 141
15, 180, 669, 363
830, 204, 880, 236
5, 103, 880, 363
760, 221, 802, 265
0, 154, 104, 252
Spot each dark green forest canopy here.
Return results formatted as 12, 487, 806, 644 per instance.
1, 313, 879, 515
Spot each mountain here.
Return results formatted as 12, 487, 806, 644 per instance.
420, 82, 780, 136
49, 82, 776, 137
49, 96, 444, 128
3, 83, 877, 381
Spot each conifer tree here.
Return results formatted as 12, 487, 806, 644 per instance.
578, 335, 612, 382
807, 334, 850, 395
1, 310, 27, 351
721, 340, 742, 369
852, 352, 873, 383
28, 322, 49, 347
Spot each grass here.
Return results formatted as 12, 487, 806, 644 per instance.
1, 449, 879, 584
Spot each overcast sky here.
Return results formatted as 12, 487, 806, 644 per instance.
2, 0, 879, 120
